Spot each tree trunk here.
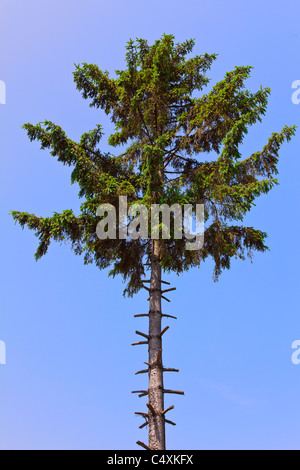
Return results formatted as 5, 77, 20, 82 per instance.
148, 238, 165, 449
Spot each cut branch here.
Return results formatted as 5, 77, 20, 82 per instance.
163, 389, 184, 395
161, 287, 176, 294
161, 405, 174, 416
136, 440, 151, 451
160, 326, 169, 337
139, 421, 149, 429
162, 313, 177, 320
146, 402, 156, 415
135, 330, 149, 340
135, 368, 149, 375
131, 340, 148, 346
165, 419, 176, 426
141, 285, 151, 292
135, 411, 148, 418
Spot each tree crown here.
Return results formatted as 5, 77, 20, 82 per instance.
11, 33, 296, 295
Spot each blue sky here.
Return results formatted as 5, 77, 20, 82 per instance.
1, 0, 300, 450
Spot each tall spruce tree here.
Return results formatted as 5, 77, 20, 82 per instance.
11, 34, 296, 450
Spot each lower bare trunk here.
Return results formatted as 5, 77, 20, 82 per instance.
148, 239, 165, 449
134, 240, 183, 451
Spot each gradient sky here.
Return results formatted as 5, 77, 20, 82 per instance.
1, 0, 300, 450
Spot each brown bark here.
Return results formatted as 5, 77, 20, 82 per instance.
148, 238, 165, 450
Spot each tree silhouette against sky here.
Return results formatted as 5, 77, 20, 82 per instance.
11, 34, 296, 450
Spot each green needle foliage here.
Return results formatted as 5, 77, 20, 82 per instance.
11, 34, 296, 295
